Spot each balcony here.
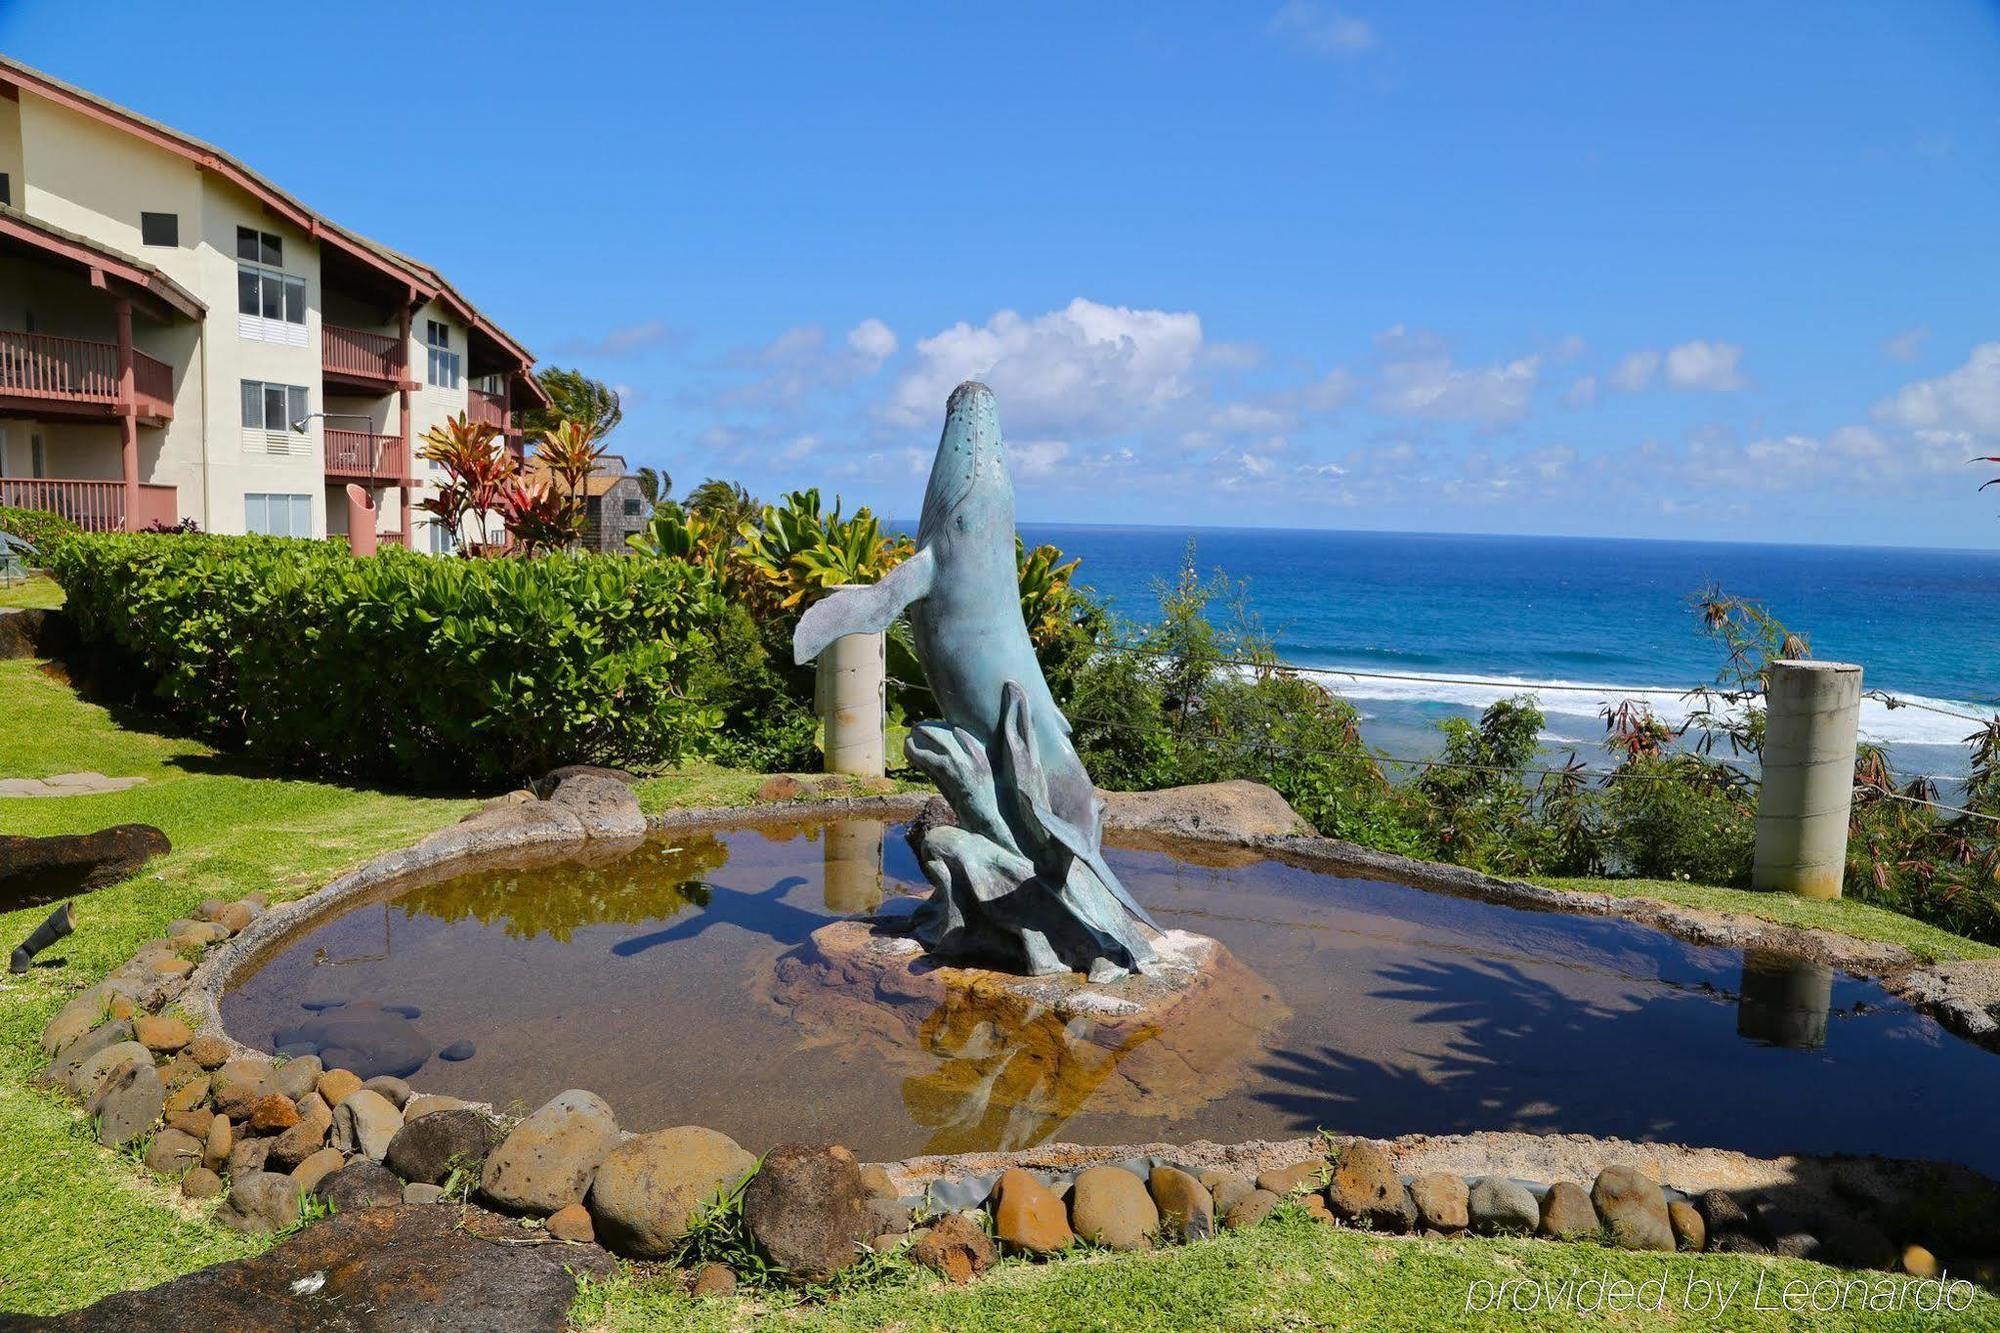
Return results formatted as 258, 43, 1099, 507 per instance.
0, 331, 175, 423
0, 477, 179, 533
321, 324, 407, 390
467, 387, 511, 432
324, 429, 404, 482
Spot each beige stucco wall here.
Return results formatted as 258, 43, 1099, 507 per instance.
5, 86, 529, 543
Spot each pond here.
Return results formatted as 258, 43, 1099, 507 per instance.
223, 819, 2000, 1171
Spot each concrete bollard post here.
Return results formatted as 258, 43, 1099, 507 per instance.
816, 585, 885, 777
1752, 660, 1862, 899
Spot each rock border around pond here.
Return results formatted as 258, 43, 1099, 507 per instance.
29, 775, 2000, 1317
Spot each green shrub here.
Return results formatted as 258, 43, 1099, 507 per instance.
1604, 757, 1757, 885
0, 505, 81, 557
46, 532, 728, 787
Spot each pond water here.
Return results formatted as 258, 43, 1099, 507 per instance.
223, 819, 2000, 1171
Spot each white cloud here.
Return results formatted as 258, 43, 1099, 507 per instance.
1373, 326, 1539, 425
1600, 341, 1746, 394
846, 318, 898, 370
1609, 349, 1660, 392
1664, 339, 1747, 391
1875, 343, 2000, 439
1008, 439, 1071, 480
888, 298, 1207, 436
1882, 326, 1929, 364
1268, 2, 1376, 56
553, 319, 680, 359
1562, 375, 1598, 408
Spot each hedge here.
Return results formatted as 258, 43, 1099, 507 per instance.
0, 505, 81, 556
45, 533, 728, 787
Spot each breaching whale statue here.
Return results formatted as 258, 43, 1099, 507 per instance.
794, 382, 1160, 981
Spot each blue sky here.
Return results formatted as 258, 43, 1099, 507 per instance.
7, 2, 2000, 546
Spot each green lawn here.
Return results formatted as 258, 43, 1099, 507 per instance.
572, 1209, 1999, 1332
0, 573, 63, 610
2, 651, 1996, 1327
1538, 875, 2000, 964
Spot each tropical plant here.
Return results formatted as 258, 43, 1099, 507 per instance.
495, 475, 574, 556
522, 367, 622, 442
417, 413, 514, 554
531, 419, 608, 545
734, 488, 910, 615
634, 466, 668, 507
684, 479, 763, 537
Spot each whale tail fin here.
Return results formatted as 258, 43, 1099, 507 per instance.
997, 682, 1163, 937
792, 548, 936, 665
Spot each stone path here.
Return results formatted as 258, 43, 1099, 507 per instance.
0, 772, 144, 798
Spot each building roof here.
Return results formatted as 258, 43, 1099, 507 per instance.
0, 202, 206, 319
523, 452, 639, 498
0, 54, 542, 396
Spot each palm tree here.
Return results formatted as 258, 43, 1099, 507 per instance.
634, 466, 668, 507
684, 479, 761, 536
523, 367, 622, 442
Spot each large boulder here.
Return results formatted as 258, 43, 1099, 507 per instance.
270, 1005, 429, 1081
332, 1088, 403, 1161
586, 1126, 757, 1259
1148, 1166, 1215, 1240
1540, 1181, 1600, 1240
741, 1143, 876, 1283
89, 1059, 163, 1148
1099, 781, 1311, 841
1069, 1166, 1159, 1251
1410, 1173, 1469, 1233
221, 1171, 301, 1235
0, 824, 170, 907
480, 1090, 619, 1215
991, 1167, 1072, 1255
910, 1212, 997, 1283
317, 1160, 406, 1212
546, 773, 645, 838
33, 1205, 614, 1332
385, 1108, 497, 1186
1592, 1166, 1675, 1252
1468, 1178, 1539, 1236
1327, 1140, 1415, 1232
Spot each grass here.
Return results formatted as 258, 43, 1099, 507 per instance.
1538, 875, 2000, 964
570, 1210, 2000, 1332
4, 650, 1996, 1327
0, 573, 64, 610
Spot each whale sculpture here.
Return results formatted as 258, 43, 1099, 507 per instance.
794, 382, 1159, 981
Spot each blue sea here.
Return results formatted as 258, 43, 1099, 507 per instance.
1013, 525, 2000, 782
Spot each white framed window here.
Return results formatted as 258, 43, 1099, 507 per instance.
237, 226, 283, 267
244, 493, 311, 538
425, 319, 461, 390
236, 227, 305, 346
241, 380, 311, 457
429, 520, 457, 556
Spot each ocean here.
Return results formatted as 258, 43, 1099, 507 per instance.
1013, 525, 2000, 783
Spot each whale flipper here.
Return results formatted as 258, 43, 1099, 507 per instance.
792, 547, 936, 665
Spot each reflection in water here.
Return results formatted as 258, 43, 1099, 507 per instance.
1737, 950, 1836, 1050
823, 821, 885, 914
903, 990, 1163, 1155
220, 818, 2000, 1170
408, 837, 726, 942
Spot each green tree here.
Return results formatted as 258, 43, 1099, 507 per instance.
524, 367, 623, 442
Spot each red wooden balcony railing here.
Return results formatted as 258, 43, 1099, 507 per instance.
467, 387, 510, 431
0, 477, 179, 533
0, 332, 176, 420
0, 330, 120, 402
322, 324, 405, 383
324, 429, 403, 481
134, 350, 175, 408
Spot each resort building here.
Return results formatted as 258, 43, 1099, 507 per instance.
523, 452, 651, 554
0, 56, 543, 545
